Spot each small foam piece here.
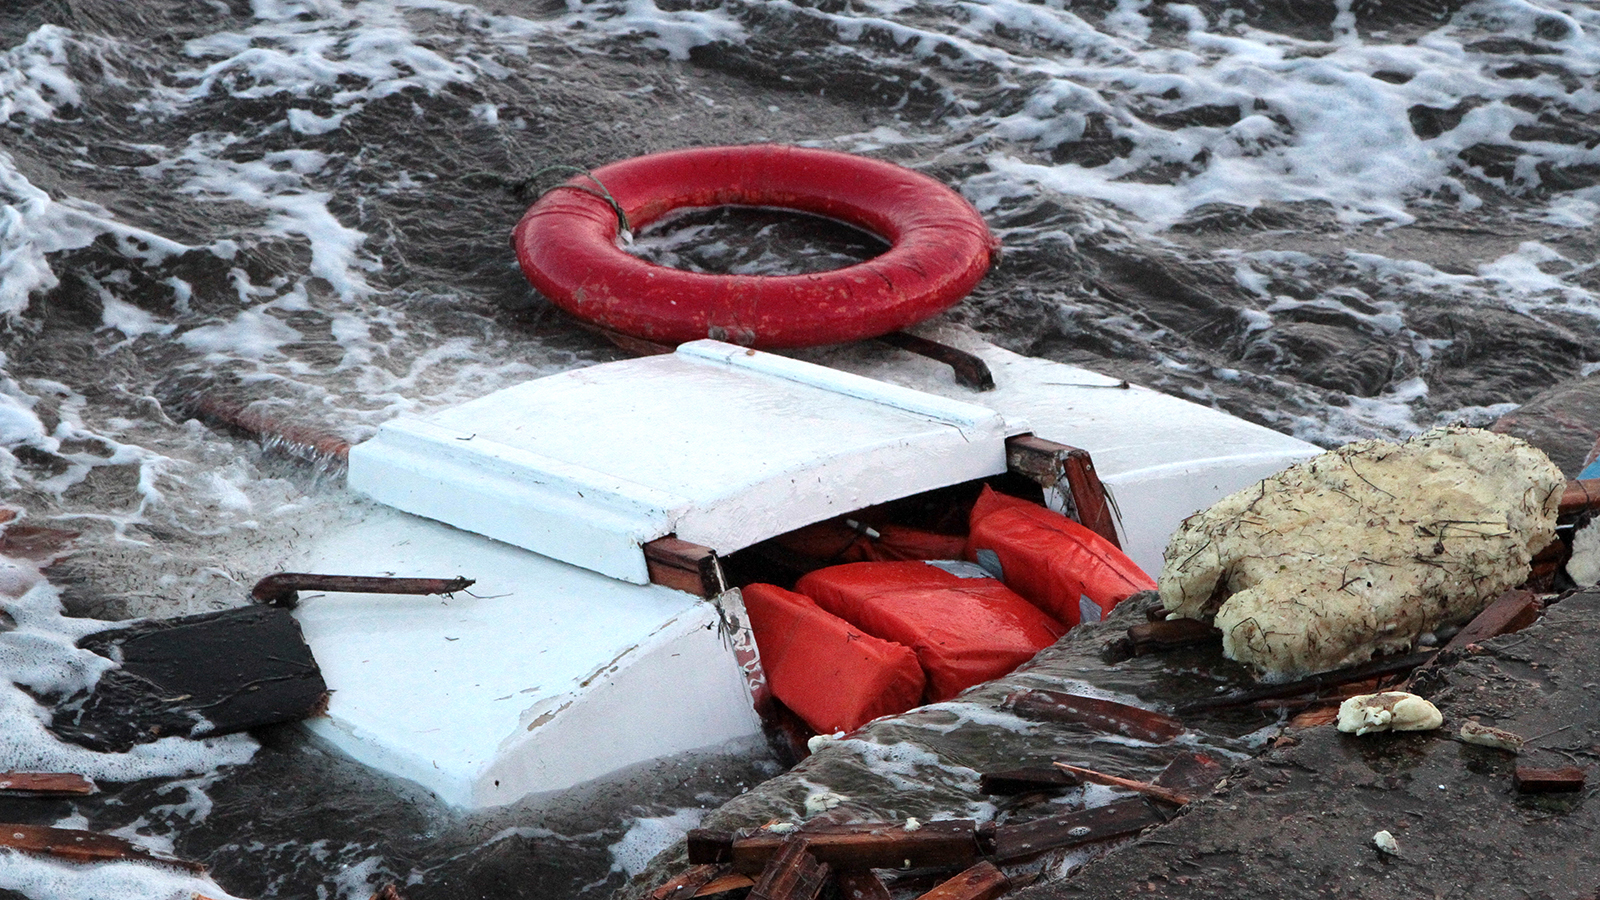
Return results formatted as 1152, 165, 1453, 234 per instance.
1337, 692, 1442, 736
1160, 428, 1564, 679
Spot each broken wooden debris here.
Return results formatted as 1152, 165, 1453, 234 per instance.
1124, 618, 1222, 655
1176, 649, 1436, 715
1003, 435, 1121, 549
0, 824, 206, 872
251, 572, 475, 610
979, 766, 1081, 796
187, 393, 352, 464
50, 605, 328, 753
914, 861, 1008, 900
1005, 690, 1185, 743
1150, 751, 1227, 797
749, 838, 830, 900
1560, 478, 1600, 518
1514, 765, 1587, 793
1406, 590, 1542, 689
0, 772, 95, 796
696, 873, 757, 898
1445, 589, 1542, 650
643, 536, 729, 598
0, 524, 78, 564
989, 797, 1164, 863
647, 864, 726, 900
370, 885, 406, 900
687, 820, 979, 874
1053, 763, 1192, 807
836, 869, 892, 900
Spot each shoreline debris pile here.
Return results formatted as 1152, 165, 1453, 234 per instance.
1158, 427, 1564, 680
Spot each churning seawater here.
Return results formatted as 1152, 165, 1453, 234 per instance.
0, 0, 1597, 896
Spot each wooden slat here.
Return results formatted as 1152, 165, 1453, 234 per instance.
1007, 689, 1185, 743
749, 838, 830, 900
913, 861, 1008, 900
1407, 590, 1542, 689
1054, 764, 1192, 806
1560, 478, 1600, 517
1003, 435, 1121, 547
990, 798, 1163, 862
0, 824, 206, 872
644, 536, 726, 598
0, 773, 95, 796
1177, 649, 1435, 714
1447, 589, 1542, 650
694, 821, 979, 875
1125, 618, 1222, 655
979, 766, 1080, 796
1151, 751, 1227, 797
649, 864, 726, 900
695, 873, 757, 898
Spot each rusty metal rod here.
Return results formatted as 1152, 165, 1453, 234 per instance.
252, 573, 475, 609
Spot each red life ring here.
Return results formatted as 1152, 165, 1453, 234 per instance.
512, 145, 997, 349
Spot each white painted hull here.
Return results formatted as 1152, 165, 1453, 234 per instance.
290, 334, 1318, 809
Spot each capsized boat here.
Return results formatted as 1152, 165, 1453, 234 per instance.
283, 327, 1318, 809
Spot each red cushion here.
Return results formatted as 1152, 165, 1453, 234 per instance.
743, 583, 926, 735
795, 560, 1064, 702
964, 487, 1155, 628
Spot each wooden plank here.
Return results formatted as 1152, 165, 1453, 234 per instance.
1446, 589, 1542, 650
695, 873, 756, 898
686, 829, 736, 866
990, 798, 1163, 862
1007, 689, 1185, 743
1125, 618, 1221, 655
1177, 649, 1435, 714
1003, 435, 1121, 548
979, 767, 1080, 796
1054, 763, 1191, 806
837, 870, 892, 900
1560, 478, 1600, 517
648, 864, 726, 900
644, 536, 727, 598
913, 861, 1008, 900
1514, 765, 1587, 793
1151, 751, 1227, 797
0, 824, 206, 872
1407, 590, 1543, 689
715, 821, 979, 875
749, 838, 830, 900
187, 393, 352, 463
0, 773, 95, 796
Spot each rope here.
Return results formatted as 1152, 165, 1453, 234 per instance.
518, 164, 631, 235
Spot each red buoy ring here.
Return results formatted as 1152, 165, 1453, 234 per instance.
512, 145, 997, 349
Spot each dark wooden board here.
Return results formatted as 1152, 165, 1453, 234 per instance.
990, 798, 1164, 863
50, 605, 327, 752
1007, 689, 1185, 742
692, 821, 978, 875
